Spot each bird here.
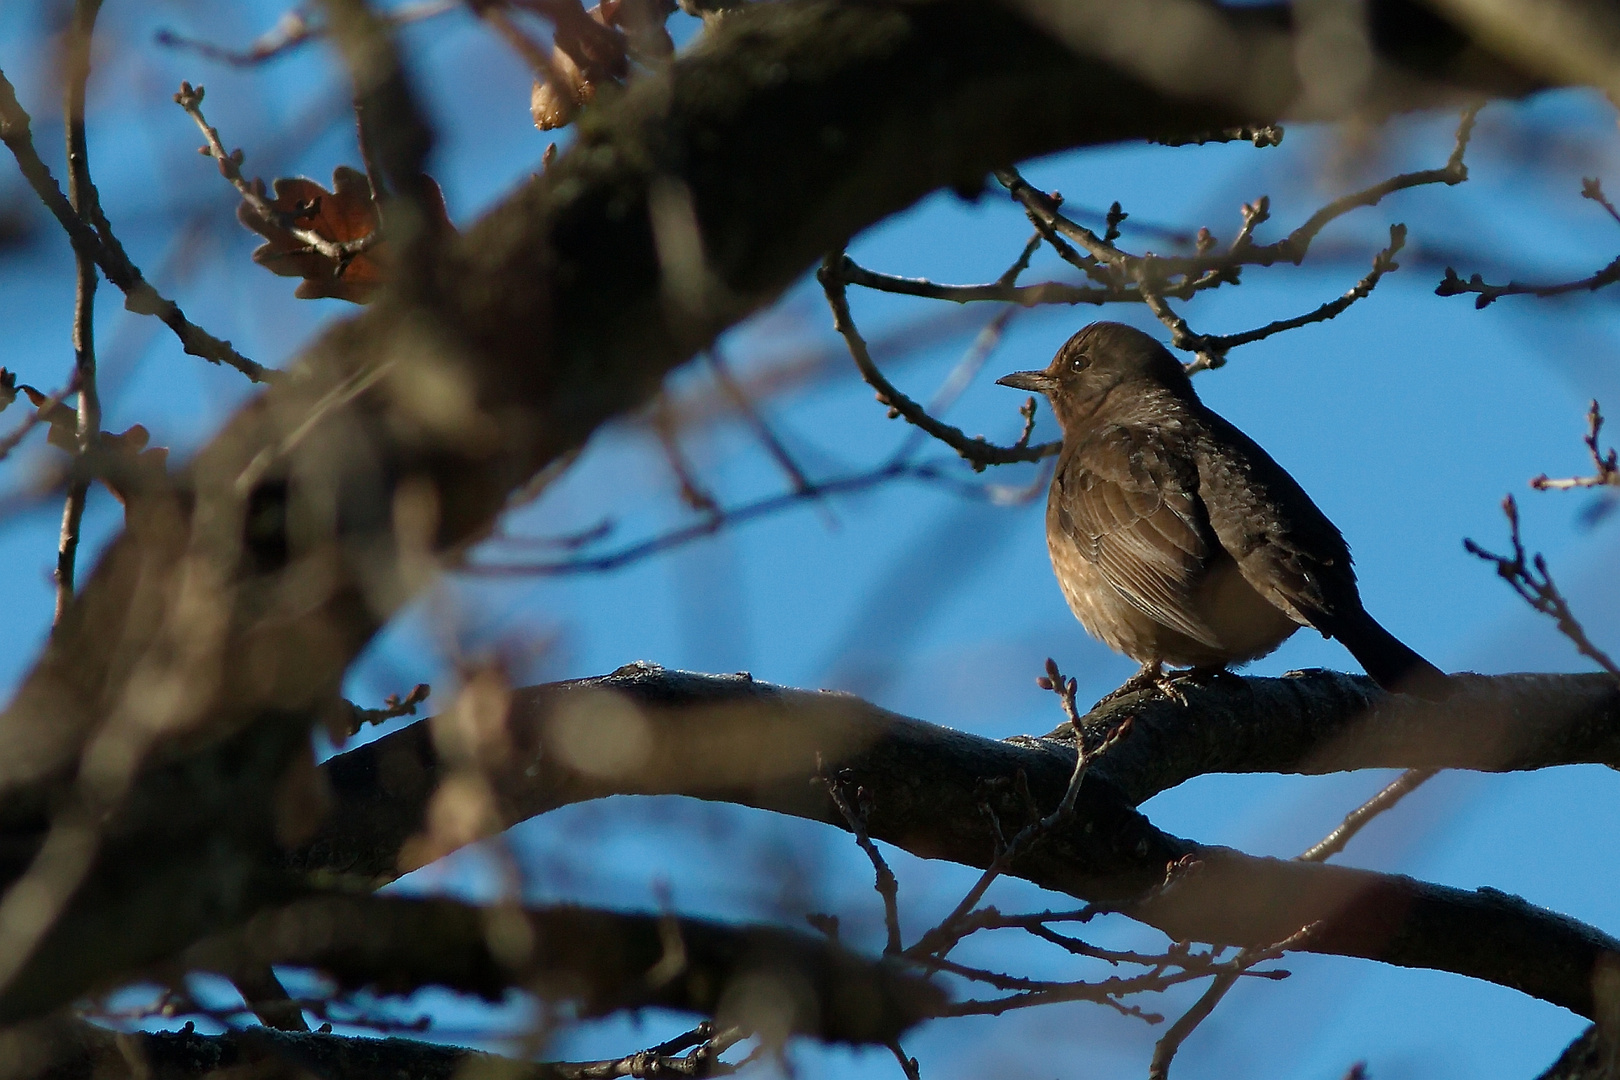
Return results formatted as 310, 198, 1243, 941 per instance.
996, 321, 1449, 702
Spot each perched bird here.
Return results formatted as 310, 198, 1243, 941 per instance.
997, 322, 1448, 700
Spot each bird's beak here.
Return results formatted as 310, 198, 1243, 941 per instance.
996, 370, 1056, 394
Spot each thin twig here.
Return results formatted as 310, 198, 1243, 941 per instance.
1297, 768, 1437, 863
819, 254, 1060, 471
467, 457, 1009, 575
1439, 173, 1620, 307
1531, 400, 1620, 490
939, 932, 1298, 1019
1179, 223, 1409, 373
652, 395, 720, 514
1466, 494, 1620, 675
994, 105, 1477, 369
0, 69, 272, 382
174, 81, 372, 265
1149, 764, 1437, 1077
838, 255, 1128, 307
0, 378, 80, 466
886, 1040, 922, 1080
907, 660, 1131, 960
156, 1, 458, 67
821, 763, 903, 955
707, 349, 814, 495
55, 0, 104, 626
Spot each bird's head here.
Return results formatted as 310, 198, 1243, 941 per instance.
996, 322, 1194, 430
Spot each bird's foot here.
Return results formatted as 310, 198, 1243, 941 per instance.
1091, 662, 1166, 711
1156, 665, 1250, 705
1094, 664, 1243, 710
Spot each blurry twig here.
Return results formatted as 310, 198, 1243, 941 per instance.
55, 0, 104, 626
1466, 495, 1620, 675
652, 395, 720, 514
332, 683, 432, 740
0, 68, 273, 382
467, 457, 1028, 575
0, 376, 80, 467
156, 1, 458, 67
707, 348, 814, 495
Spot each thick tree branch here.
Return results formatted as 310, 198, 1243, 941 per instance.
0, 1015, 693, 1080
296, 664, 1620, 1020
175, 894, 943, 1044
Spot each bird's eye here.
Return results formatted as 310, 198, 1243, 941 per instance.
1069, 352, 1088, 372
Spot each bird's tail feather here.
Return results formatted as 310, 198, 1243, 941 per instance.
1333, 609, 1451, 701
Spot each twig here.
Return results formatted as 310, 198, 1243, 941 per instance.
173, 82, 373, 265
1149, 765, 1437, 1077
652, 395, 720, 514
1438, 173, 1620, 307
55, 0, 104, 626
1466, 495, 1620, 675
1178, 223, 1409, 373
1297, 768, 1437, 863
1436, 256, 1620, 307
546, 1022, 749, 1079
821, 763, 902, 955
938, 932, 1299, 1019
819, 254, 1060, 471
467, 457, 1017, 575
0, 376, 80, 467
0, 68, 273, 382
707, 349, 814, 495
906, 659, 1131, 960
1531, 400, 1620, 490
886, 1040, 922, 1080
476, 2, 572, 88
994, 104, 1477, 369
319, 0, 441, 287
155, 1, 458, 67
838, 255, 1128, 307
329, 683, 432, 741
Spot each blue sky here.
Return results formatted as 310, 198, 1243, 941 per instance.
3, 2, 1620, 1077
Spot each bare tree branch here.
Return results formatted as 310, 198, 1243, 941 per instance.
174, 895, 943, 1043
294, 665, 1620, 1020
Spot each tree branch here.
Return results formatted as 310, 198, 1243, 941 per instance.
175, 894, 943, 1044
295, 664, 1620, 1019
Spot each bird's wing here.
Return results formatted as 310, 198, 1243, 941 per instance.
1193, 410, 1357, 628
1054, 424, 1222, 648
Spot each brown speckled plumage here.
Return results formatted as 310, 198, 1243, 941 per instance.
999, 322, 1447, 697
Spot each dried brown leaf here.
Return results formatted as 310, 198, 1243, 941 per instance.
239, 165, 453, 303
